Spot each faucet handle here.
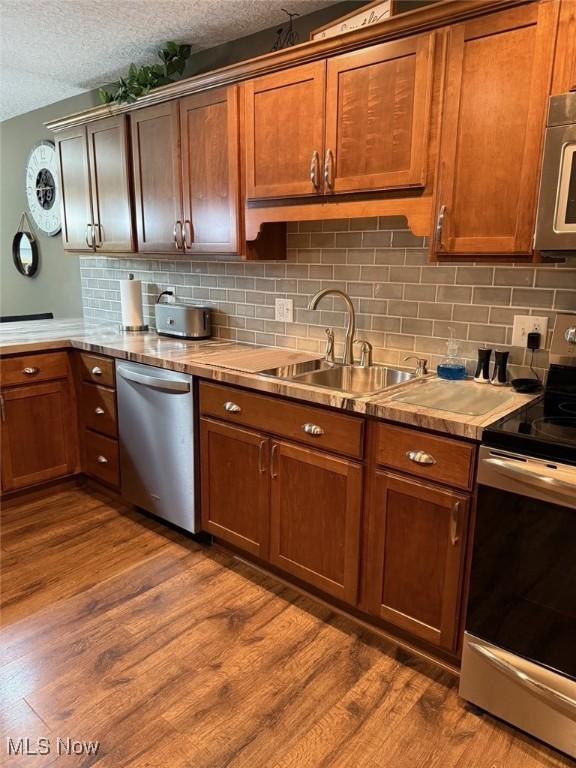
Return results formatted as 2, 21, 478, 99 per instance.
404, 356, 428, 376
324, 328, 335, 364
354, 339, 373, 368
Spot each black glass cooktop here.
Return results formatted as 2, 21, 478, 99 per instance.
483, 365, 576, 466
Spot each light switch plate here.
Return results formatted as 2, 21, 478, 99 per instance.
511, 315, 548, 348
275, 298, 293, 323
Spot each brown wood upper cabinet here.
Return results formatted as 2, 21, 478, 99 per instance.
433, 2, 558, 258
56, 115, 134, 252
245, 33, 434, 200
363, 471, 469, 651
131, 87, 241, 255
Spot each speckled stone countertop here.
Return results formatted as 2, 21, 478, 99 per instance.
0, 319, 539, 440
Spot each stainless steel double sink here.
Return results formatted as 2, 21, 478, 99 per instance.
259, 359, 414, 397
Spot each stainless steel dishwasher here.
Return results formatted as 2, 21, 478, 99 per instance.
116, 360, 197, 533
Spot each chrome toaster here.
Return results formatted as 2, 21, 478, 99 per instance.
155, 302, 211, 340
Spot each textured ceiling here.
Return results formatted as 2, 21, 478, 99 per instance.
0, 0, 335, 121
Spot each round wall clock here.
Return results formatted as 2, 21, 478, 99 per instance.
25, 140, 61, 236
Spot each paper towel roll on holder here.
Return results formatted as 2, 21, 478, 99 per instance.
121, 273, 148, 332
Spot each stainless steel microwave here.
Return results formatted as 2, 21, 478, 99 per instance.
534, 92, 576, 253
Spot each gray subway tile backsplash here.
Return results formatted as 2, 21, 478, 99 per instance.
80, 217, 576, 379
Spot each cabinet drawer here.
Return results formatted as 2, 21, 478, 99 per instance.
374, 422, 475, 491
84, 430, 119, 487
76, 352, 115, 387
79, 382, 117, 437
0, 352, 69, 387
200, 382, 364, 459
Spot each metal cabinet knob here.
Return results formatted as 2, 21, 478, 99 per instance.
22, 366, 39, 375
94, 406, 105, 415
96, 455, 108, 464
406, 450, 436, 465
224, 401, 241, 413
91, 366, 102, 376
302, 423, 325, 436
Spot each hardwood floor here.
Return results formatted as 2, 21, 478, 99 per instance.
0, 485, 571, 767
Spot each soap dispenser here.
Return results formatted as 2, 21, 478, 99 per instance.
437, 329, 467, 380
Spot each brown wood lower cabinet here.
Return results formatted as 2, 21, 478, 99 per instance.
270, 440, 362, 603
363, 471, 469, 651
200, 418, 270, 558
199, 413, 363, 604
0, 379, 78, 492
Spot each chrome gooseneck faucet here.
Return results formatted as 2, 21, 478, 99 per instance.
308, 289, 356, 365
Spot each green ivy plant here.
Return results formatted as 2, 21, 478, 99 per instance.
99, 42, 192, 105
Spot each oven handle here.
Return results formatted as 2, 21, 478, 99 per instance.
468, 641, 576, 719
483, 457, 576, 500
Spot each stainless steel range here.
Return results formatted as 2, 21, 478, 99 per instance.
459, 314, 576, 758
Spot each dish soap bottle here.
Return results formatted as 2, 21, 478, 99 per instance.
437, 330, 467, 380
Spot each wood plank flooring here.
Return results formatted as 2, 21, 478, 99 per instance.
0, 485, 571, 767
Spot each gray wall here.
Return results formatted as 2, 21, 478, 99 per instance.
0, 92, 99, 318
0, 2, 360, 319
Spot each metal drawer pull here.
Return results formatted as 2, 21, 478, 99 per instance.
94, 406, 105, 415
324, 148, 334, 191
406, 450, 436, 465
173, 220, 183, 250
224, 401, 241, 413
302, 423, 325, 436
271, 443, 278, 479
91, 366, 103, 376
96, 455, 108, 464
450, 501, 460, 546
435, 204, 446, 249
258, 440, 267, 474
22, 366, 39, 375
309, 150, 320, 191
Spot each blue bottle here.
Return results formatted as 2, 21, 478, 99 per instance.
437, 330, 467, 380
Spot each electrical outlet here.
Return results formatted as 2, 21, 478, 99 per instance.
165, 287, 176, 304
275, 298, 293, 323
511, 315, 548, 348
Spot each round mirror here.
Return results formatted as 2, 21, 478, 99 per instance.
12, 232, 39, 277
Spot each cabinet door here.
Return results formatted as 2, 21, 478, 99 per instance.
270, 440, 362, 604
55, 126, 93, 251
325, 33, 434, 193
364, 471, 469, 650
434, 3, 557, 257
200, 418, 269, 558
131, 102, 183, 254
0, 381, 78, 492
180, 87, 240, 253
245, 62, 326, 199
87, 115, 134, 252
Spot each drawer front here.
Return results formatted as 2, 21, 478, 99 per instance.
200, 381, 364, 459
0, 352, 69, 387
374, 422, 475, 491
84, 430, 119, 487
80, 382, 117, 437
76, 352, 115, 387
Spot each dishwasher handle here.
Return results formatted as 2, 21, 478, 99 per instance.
117, 365, 191, 393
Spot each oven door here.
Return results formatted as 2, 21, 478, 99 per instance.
460, 446, 576, 756
535, 95, 576, 252
469, 446, 576, 675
